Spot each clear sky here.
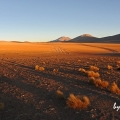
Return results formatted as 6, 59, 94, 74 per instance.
0, 0, 120, 42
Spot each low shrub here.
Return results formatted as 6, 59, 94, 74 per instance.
107, 65, 113, 70
89, 65, 99, 71
89, 78, 109, 89
87, 71, 100, 78
66, 94, 90, 109
35, 65, 39, 70
56, 90, 64, 99
109, 82, 120, 94
78, 68, 86, 73
88, 77, 95, 84
38, 67, 45, 71
94, 79, 109, 88
53, 69, 59, 73
35, 65, 45, 71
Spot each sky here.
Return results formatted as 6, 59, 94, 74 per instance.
0, 0, 120, 42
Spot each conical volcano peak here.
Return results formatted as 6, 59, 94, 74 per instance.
57, 36, 71, 41
81, 34, 94, 37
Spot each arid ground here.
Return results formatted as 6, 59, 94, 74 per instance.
0, 42, 120, 120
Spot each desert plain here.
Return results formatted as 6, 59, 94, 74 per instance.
0, 42, 120, 120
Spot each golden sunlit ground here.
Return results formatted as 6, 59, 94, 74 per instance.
0, 42, 120, 120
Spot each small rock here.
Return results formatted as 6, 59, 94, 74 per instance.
91, 114, 95, 118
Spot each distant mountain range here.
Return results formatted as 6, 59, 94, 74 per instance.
50, 33, 120, 43
0, 33, 120, 43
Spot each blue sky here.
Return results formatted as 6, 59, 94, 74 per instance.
0, 0, 120, 42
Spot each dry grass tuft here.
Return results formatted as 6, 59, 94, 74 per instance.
89, 78, 109, 89
66, 94, 90, 109
38, 67, 45, 71
107, 65, 113, 70
35, 65, 45, 71
0, 102, 4, 110
94, 79, 109, 88
35, 65, 39, 70
109, 82, 120, 94
87, 71, 100, 78
53, 69, 59, 73
88, 77, 96, 84
78, 68, 86, 73
56, 90, 64, 99
89, 65, 99, 71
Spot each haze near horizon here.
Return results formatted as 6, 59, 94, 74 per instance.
0, 0, 120, 42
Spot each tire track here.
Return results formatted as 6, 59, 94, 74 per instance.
54, 46, 69, 54
80, 43, 119, 53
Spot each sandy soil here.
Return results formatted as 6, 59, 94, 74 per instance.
0, 42, 120, 120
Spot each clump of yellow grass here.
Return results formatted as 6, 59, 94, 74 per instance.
53, 69, 59, 73
66, 94, 90, 109
89, 65, 99, 71
87, 71, 100, 78
89, 78, 109, 89
56, 90, 64, 99
78, 68, 86, 73
108, 82, 120, 95
39, 67, 45, 71
35, 65, 45, 71
88, 77, 96, 84
107, 65, 113, 70
35, 65, 39, 70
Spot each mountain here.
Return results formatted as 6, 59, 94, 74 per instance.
67, 33, 120, 43
80, 34, 94, 37
50, 36, 71, 42
50, 33, 120, 43
99, 34, 120, 43
70, 34, 98, 42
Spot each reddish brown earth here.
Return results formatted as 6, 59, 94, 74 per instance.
0, 42, 120, 120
